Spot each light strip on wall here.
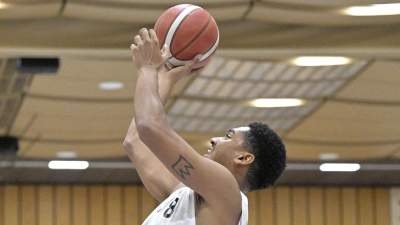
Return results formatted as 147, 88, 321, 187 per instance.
48, 160, 89, 170
342, 3, 400, 16
320, 163, 360, 172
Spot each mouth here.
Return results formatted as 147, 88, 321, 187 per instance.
207, 146, 215, 154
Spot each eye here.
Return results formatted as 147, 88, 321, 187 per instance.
225, 134, 231, 140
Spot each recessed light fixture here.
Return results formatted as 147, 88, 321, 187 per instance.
320, 163, 360, 172
98, 81, 124, 90
291, 56, 352, 66
341, 3, 400, 16
250, 98, 306, 108
319, 153, 339, 160
56, 151, 77, 158
48, 160, 89, 170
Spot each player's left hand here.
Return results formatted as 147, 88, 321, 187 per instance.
130, 28, 169, 72
159, 54, 202, 84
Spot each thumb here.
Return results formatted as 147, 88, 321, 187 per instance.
161, 44, 170, 59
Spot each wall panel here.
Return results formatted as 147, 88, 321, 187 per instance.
106, 186, 122, 225
326, 187, 341, 225
276, 187, 291, 225
259, 188, 274, 225
375, 188, 390, 225
247, 190, 259, 225
358, 188, 374, 225
72, 186, 88, 225
38, 185, 53, 225
56, 186, 71, 225
308, 187, 324, 225
89, 186, 105, 225
21, 185, 36, 225
293, 187, 307, 225
3, 185, 18, 225
342, 188, 357, 225
0, 185, 392, 225
124, 186, 140, 225
0, 186, 3, 225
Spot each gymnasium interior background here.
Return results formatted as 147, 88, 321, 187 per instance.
0, 0, 400, 224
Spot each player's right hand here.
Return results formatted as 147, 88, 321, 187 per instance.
131, 28, 170, 72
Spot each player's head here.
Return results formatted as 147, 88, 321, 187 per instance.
241, 122, 286, 191
205, 122, 286, 191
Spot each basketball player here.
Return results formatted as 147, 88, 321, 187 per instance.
124, 28, 286, 224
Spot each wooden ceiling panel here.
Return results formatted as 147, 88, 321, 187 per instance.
16, 114, 130, 139
17, 140, 126, 159
14, 97, 133, 118
10, 98, 133, 140
28, 59, 137, 99
392, 148, 400, 159
336, 60, 400, 102
248, 2, 400, 26
0, 2, 60, 20
286, 101, 400, 142
263, 0, 400, 7
63, 3, 163, 23
285, 142, 398, 160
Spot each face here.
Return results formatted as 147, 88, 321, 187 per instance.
203, 127, 250, 166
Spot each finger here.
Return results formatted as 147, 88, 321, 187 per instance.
139, 28, 150, 41
149, 29, 159, 43
130, 44, 136, 51
133, 35, 142, 45
186, 54, 202, 69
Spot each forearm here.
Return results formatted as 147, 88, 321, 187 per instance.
124, 69, 179, 201
134, 68, 167, 130
125, 71, 175, 148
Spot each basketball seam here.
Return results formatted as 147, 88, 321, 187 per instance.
161, 4, 192, 48
168, 32, 219, 68
170, 14, 212, 61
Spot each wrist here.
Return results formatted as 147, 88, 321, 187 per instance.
138, 66, 158, 75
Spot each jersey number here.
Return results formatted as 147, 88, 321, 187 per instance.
163, 198, 180, 218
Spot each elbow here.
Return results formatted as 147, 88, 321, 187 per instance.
123, 138, 132, 151
135, 119, 162, 145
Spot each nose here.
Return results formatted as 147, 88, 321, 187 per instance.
210, 137, 222, 146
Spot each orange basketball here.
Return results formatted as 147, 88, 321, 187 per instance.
154, 4, 219, 70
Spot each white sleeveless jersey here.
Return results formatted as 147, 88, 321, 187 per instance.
142, 187, 248, 225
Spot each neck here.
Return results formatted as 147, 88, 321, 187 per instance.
234, 172, 251, 194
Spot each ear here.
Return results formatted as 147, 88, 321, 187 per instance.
234, 153, 254, 166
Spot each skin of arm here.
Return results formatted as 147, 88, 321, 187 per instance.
131, 28, 241, 213
123, 57, 201, 202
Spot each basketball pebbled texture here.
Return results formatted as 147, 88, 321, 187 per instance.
154, 4, 219, 70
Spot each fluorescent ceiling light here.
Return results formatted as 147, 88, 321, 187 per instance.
342, 3, 400, 16
250, 98, 306, 108
291, 56, 352, 66
320, 163, 360, 172
48, 160, 89, 170
98, 81, 124, 90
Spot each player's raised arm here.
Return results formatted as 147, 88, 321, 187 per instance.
124, 43, 199, 202
131, 28, 242, 209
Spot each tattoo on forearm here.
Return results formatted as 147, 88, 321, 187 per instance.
172, 155, 195, 180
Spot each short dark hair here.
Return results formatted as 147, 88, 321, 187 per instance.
241, 122, 286, 191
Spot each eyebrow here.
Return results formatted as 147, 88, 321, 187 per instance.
227, 129, 235, 134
